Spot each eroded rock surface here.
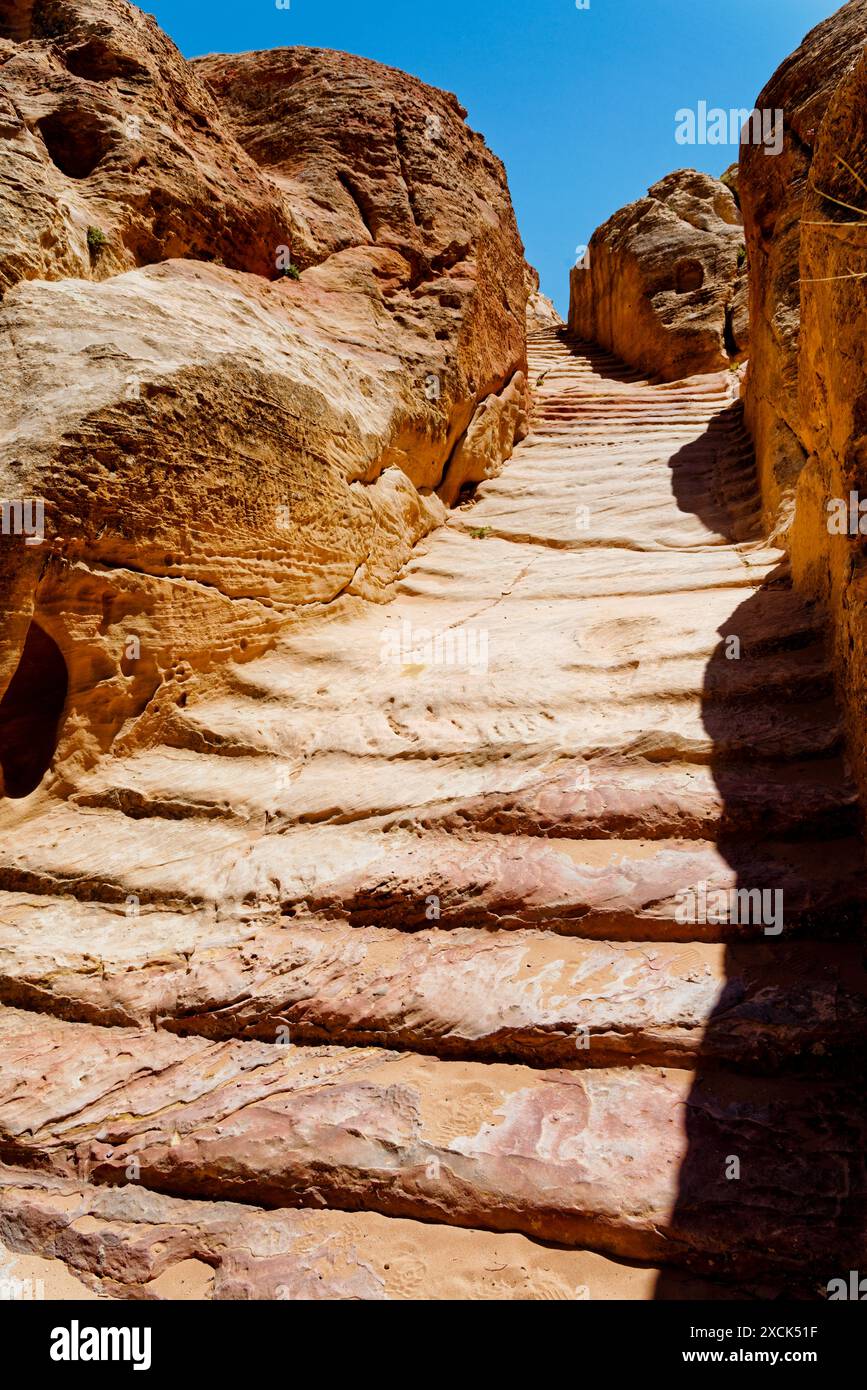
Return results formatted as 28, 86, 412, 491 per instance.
0, 1163, 734, 1301
525, 264, 563, 333
739, 0, 867, 807
568, 169, 748, 379
0, 0, 287, 289
740, 0, 867, 527
1, 0, 866, 1305
0, 2, 529, 789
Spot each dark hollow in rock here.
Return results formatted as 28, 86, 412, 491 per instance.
675, 259, 705, 293
37, 106, 114, 179
0, 622, 68, 799
63, 37, 148, 81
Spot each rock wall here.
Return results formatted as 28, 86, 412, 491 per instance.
525, 264, 562, 333
739, 0, 867, 801
568, 169, 748, 380
0, 1, 528, 793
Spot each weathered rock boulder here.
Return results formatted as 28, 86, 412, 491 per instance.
525, 264, 562, 333
0, 4, 528, 789
568, 169, 748, 380
194, 45, 530, 501
0, 0, 288, 290
739, 0, 867, 801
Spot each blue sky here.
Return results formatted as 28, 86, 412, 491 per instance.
147, 0, 840, 314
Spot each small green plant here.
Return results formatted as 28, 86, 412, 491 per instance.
86, 225, 108, 256
469, 526, 492, 539
275, 263, 301, 281
736, 245, 747, 269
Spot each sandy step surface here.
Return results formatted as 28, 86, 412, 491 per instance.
0, 1165, 746, 1301
1, 330, 863, 1298
3, 902, 866, 1069
1, 1009, 865, 1280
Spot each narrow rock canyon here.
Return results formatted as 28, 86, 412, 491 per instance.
0, 0, 866, 1304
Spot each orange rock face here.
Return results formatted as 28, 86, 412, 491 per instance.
568, 169, 748, 380
739, 0, 867, 801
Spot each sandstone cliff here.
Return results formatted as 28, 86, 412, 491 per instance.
739, 0, 867, 802
0, 3, 528, 791
525, 264, 563, 333
568, 168, 748, 380
0, 0, 288, 290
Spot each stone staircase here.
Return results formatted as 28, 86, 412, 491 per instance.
1, 329, 865, 1300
